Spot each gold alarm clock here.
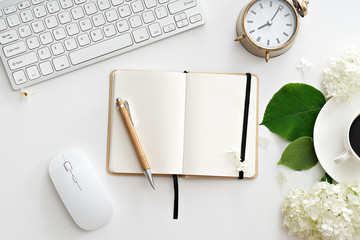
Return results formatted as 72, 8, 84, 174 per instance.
235, 0, 309, 62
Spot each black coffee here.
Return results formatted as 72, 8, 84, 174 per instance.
349, 115, 360, 157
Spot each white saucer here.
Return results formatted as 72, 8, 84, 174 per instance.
313, 93, 360, 183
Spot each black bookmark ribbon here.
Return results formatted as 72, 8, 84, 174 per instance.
173, 174, 179, 219
239, 73, 252, 179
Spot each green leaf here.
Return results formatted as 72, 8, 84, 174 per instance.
321, 173, 333, 184
278, 136, 318, 171
261, 83, 326, 141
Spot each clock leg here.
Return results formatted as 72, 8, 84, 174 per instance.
265, 51, 270, 62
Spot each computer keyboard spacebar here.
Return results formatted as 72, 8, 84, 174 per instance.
69, 34, 133, 65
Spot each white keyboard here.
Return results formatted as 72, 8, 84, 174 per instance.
0, 0, 206, 90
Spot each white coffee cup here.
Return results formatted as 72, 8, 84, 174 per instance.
335, 113, 360, 164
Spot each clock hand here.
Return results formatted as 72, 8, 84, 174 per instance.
270, 4, 284, 21
258, 22, 270, 30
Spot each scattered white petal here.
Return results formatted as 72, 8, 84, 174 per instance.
275, 171, 287, 185
228, 145, 247, 173
258, 136, 271, 147
297, 58, 313, 72
20, 89, 35, 101
322, 46, 360, 103
228, 145, 240, 160
236, 161, 248, 173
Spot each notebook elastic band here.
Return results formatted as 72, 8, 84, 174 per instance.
239, 73, 252, 179
173, 174, 179, 219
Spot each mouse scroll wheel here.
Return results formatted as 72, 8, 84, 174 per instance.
63, 161, 73, 171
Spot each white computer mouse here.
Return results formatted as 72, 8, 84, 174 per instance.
49, 149, 113, 230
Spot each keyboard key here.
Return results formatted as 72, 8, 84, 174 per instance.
176, 19, 188, 28
0, 10, 2, 17
8, 52, 38, 70
7, 15, 21, 27
60, 0, 74, 9
39, 32, 54, 45
168, 0, 197, 14
71, 7, 85, 20
84, 2, 98, 15
19, 25, 32, 37
20, 10, 34, 23
77, 33, 90, 46
53, 55, 70, 71
131, 0, 144, 13
74, 0, 87, 4
158, 0, 170, 3
26, 65, 40, 80
79, 19, 92, 31
18, 1, 31, 10
0, 19, 7, 31
4, 6, 17, 15
53, 27, 67, 40
13, 70, 27, 85
26, 36, 40, 49
174, 13, 186, 22
155, 6, 168, 19
38, 47, 51, 59
69, 33, 133, 65
66, 23, 80, 35
132, 27, 149, 43
103, 24, 117, 37
33, 6, 47, 18
39, 61, 53, 75
92, 14, 106, 27
142, 11, 155, 24
111, 0, 124, 6
64, 38, 78, 51
148, 22, 162, 37
32, 0, 45, 5
3, 42, 27, 57
31, 20, 45, 33
118, 5, 131, 18
163, 23, 175, 33
90, 29, 104, 42
45, 16, 59, 29
47, 1, 61, 14
105, 9, 119, 22
51, 42, 65, 55
98, 0, 111, 11
144, 0, 157, 8
189, 14, 202, 23
58, 11, 72, 24
129, 15, 142, 28
116, 20, 129, 32
0, 29, 19, 45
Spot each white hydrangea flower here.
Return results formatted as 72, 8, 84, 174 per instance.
281, 181, 360, 240
322, 46, 360, 103
297, 58, 313, 72
228, 145, 247, 173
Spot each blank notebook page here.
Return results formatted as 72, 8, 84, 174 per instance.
108, 70, 186, 174
183, 72, 257, 177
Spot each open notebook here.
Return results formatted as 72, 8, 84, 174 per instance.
106, 70, 258, 179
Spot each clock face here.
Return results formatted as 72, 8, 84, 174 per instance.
244, 0, 297, 49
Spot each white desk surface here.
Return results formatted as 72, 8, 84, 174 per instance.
0, 1, 359, 239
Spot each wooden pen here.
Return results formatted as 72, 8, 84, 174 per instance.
116, 98, 155, 189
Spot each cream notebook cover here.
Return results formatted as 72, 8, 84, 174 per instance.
106, 70, 258, 179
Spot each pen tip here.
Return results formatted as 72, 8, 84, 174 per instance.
144, 169, 155, 190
